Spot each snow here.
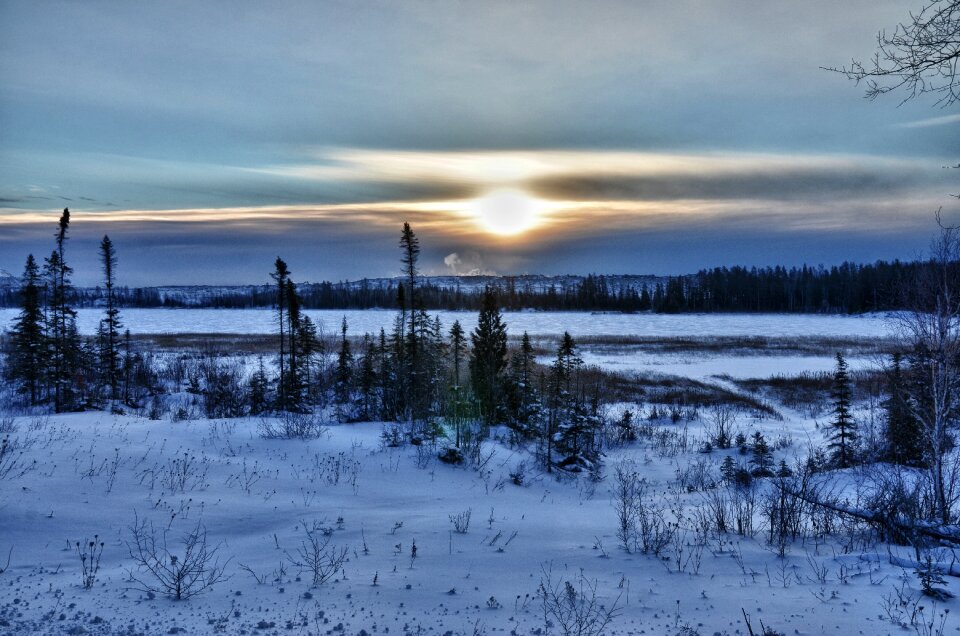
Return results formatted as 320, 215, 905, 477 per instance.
0, 309, 948, 635
0, 307, 899, 338
575, 350, 875, 380
0, 407, 953, 635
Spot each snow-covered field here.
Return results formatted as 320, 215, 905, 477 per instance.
0, 410, 948, 636
2, 310, 947, 635
0, 308, 898, 339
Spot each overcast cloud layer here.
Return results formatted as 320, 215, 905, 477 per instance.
0, 1, 957, 285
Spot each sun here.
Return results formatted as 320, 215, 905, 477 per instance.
469, 188, 545, 236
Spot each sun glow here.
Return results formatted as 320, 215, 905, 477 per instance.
469, 188, 546, 236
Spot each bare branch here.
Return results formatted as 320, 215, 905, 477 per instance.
824, 0, 960, 106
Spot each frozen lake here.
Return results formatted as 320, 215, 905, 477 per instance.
0, 307, 897, 338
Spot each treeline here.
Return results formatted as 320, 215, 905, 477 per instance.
0, 261, 929, 313
200, 223, 608, 474
3, 209, 156, 412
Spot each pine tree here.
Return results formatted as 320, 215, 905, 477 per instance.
335, 316, 353, 406
285, 278, 302, 405
358, 335, 378, 420
399, 225, 419, 393
469, 287, 508, 425
249, 356, 269, 415
98, 235, 122, 403
271, 258, 290, 407
449, 320, 466, 389
447, 320, 470, 447
6, 254, 46, 404
884, 352, 925, 466
399, 222, 420, 353
45, 209, 80, 412
506, 331, 539, 437
549, 333, 599, 471
750, 431, 773, 476
544, 332, 583, 472
828, 351, 857, 468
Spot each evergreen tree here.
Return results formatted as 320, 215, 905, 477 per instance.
449, 320, 466, 389
6, 254, 46, 404
45, 208, 81, 412
335, 316, 353, 406
469, 287, 508, 425
283, 278, 316, 409
447, 320, 470, 447
828, 351, 857, 468
544, 332, 583, 471
549, 333, 600, 471
750, 431, 774, 476
884, 352, 925, 466
98, 235, 122, 402
399, 225, 419, 390
358, 335, 378, 420
249, 356, 269, 415
399, 222, 420, 352
271, 258, 290, 407
505, 331, 539, 437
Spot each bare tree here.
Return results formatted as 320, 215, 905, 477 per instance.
897, 214, 960, 524
538, 563, 621, 636
826, 0, 960, 106
284, 523, 348, 587
127, 515, 230, 600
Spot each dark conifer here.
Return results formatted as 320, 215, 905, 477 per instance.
335, 316, 353, 406
750, 431, 773, 476
98, 236, 122, 402
828, 351, 857, 468
45, 209, 80, 412
884, 352, 925, 466
7, 254, 46, 404
271, 258, 290, 406
469, 287, 508, 425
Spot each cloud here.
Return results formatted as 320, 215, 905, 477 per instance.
261, 148, 948, 206
443, 252, 496, 276
898, 114, 960, 128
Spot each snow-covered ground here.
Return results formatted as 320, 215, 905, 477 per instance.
0, 409, 950, 635
0, 308, 899, 339
576, 350, 876, 380
1, 310, 945, 635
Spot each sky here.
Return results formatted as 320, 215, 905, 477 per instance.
0, 0, 957, 286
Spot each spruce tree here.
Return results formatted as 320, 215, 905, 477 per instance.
285, 278, 301, 405
549, 333, 597, 471
828, 351, 857, 468
544, 332, 583, 471
449, 320, 466, 389
271, 258, 290, 407
358, 335, 378, 420
750, 431, 773, 476
7, 254, 46, 404
98, 235, 122, 402
45, 208, 80, 412
884, 352, 925, 466
506, 331, 539, 437
469, 287, 508, 425
447, 320, 469, 447
335, 316, 353, 406
399, 225, 419, 379
399, 222, 420, 351
249, 356, 269, 415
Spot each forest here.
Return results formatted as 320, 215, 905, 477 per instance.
0, 257, 935, 314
